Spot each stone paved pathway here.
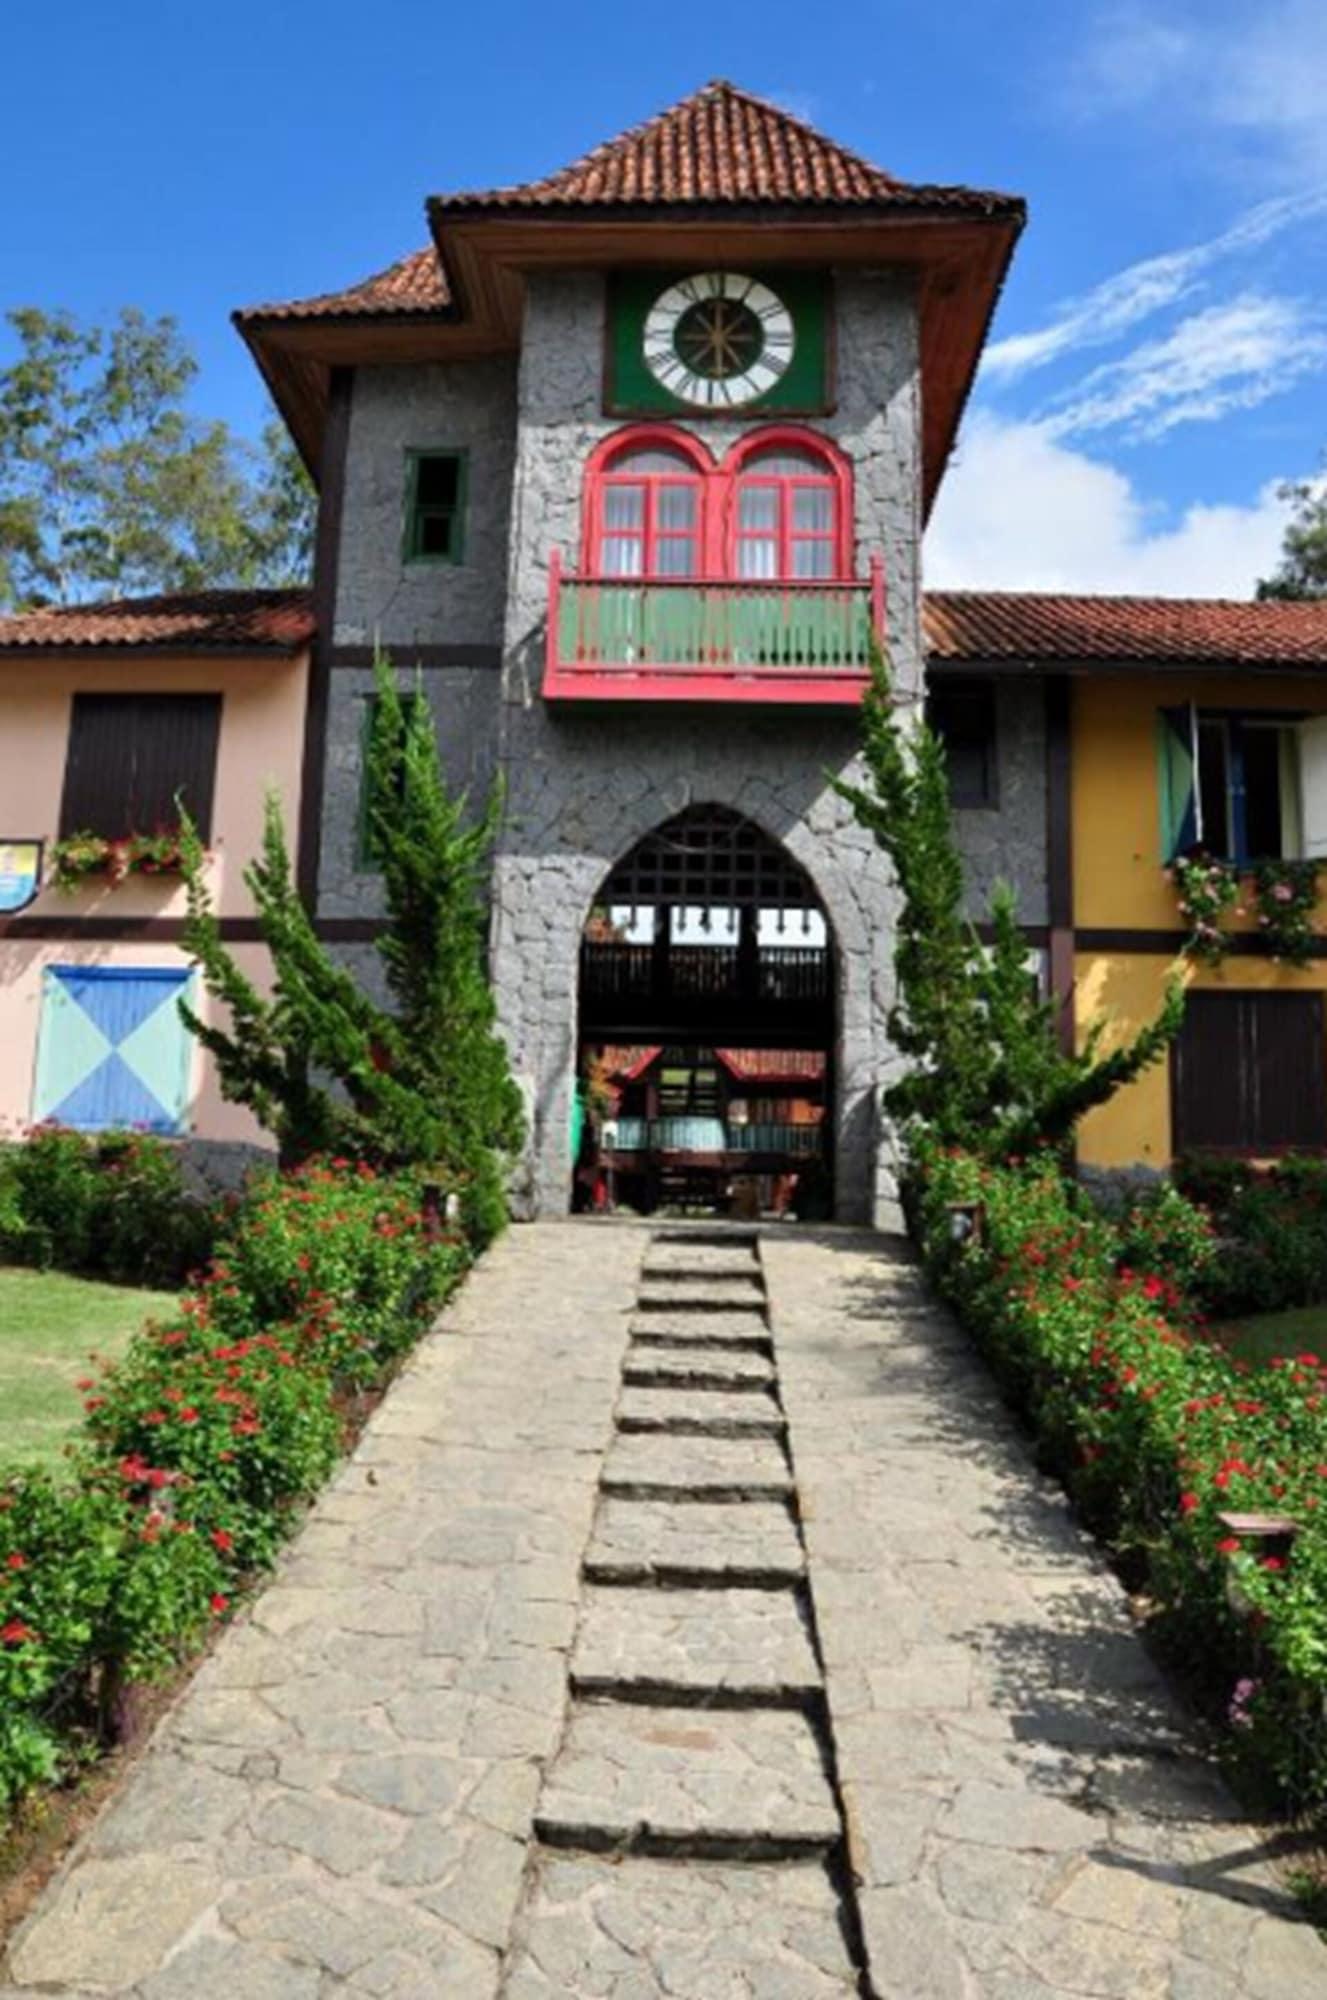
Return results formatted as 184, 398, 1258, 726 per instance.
4, 1223, 1327, 1997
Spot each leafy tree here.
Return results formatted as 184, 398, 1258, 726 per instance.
180, 656, 523, 1242
1257, 461, 1327, 601
0, 307, 314, 609
835, 653, 1183, 1159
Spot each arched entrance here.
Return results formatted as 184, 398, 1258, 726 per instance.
573, 806, 836, 1218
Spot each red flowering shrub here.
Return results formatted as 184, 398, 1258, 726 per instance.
0, 1157, 468, 1815
915, 1143, 1327, 1810
0, 1471, 222, 1807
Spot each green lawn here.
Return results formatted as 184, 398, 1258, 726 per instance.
0, 1268, 165, 1474
1211, 1304, 1327, 1371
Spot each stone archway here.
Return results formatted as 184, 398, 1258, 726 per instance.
573, 806, 837, 1218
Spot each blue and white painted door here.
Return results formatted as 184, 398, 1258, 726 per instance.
33, 966, 195, 1133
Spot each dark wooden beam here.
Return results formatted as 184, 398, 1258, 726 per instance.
330, 644, 502, 670
1045, 676, 1076, 1055
298, 366, 353, 909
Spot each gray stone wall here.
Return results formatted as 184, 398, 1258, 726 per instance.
951, 679, 1049, 924
334, 358, 517, 651
498, 269, 924, 698
490, 270, 924, 1227
318, 665, 501, 918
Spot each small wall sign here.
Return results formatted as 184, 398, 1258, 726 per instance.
0, 840, 43, 914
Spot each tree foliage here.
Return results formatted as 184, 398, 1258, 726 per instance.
180, 656, 523, 1242
834, 654, 1184, 1159
1257, 461, 1327, 601
0, 307, 314, 610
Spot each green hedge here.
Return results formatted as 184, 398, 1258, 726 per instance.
0, 1157, 468, 1811
913, 1145, 1327, 1812
0, 1128, 218, 1289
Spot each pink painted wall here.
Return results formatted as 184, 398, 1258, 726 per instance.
0, 650, 307, 1148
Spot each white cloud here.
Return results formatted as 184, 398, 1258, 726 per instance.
984, 189, 1327, 382
924, 412, 1295, 596
1039, 293, 1327, 442
1071, 1, 1327, 179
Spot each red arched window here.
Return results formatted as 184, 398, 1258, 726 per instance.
584, 428, 711, 579
724, 430, 852, 582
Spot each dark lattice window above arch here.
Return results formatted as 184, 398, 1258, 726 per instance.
598, 806, 820, 913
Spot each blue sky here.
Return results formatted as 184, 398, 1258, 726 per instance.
2, 0, 1324, 595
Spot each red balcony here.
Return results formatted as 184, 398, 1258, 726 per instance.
543, 550, 884, 704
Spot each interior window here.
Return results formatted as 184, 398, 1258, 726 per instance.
1194, 713, 1299, 861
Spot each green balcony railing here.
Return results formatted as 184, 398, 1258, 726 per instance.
545, 553, 884, 698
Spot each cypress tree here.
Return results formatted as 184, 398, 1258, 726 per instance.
834, 652, 1183, 1159
180, 653, 523, 1239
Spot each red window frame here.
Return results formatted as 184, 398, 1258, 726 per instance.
723, 428, 853, 581
582, 425, 711, 578
580, 423, 855, 582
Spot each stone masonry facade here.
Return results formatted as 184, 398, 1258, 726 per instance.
318, 267, 1051, 1225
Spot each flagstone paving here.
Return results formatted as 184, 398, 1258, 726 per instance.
4, 1222, 1327, 1997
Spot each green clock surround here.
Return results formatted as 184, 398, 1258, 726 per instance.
607, 269, 831, 418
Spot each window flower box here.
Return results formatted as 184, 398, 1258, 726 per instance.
50, 827, 192, 893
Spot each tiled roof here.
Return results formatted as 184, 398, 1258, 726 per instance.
438, 81, 1019, 215
923, 591, 1327, 667
238, 247, 449, 324
242, 82, 1020, 325
0, 588, 314, 652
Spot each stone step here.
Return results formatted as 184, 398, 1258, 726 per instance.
636, 1281, 766, 1314
623, 1345, 776, 1390
630, 1316, 771, 1351
584, 1497, 805, 1588
617, 1386, 785, 1438
649, 1228, 759, 1248
642, 1243, 761, 1277
571, 1584, 820, 1701
602, 1432, 793, 1502
535, 1701, 840, 1856
503, 1851, 860, 1995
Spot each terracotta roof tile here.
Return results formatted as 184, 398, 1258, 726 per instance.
244, 82, 1020, 324
923, 591, 1327, 667
717, 1049, 827, 1082
238, 247, 448, 324
438, 80, 1019, 215
0, 588, 314, 652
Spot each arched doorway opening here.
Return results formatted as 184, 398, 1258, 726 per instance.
573, 806, 836, 1219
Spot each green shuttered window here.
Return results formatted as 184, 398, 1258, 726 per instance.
404, 451, 466, 563
356, 692, 422, 870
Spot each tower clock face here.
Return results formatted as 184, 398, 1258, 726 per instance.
641, 272, 796, 409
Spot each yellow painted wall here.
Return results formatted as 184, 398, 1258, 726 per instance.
1073, 672, 1327, 932
1073, 950, 1327, 1168
1072, 670, 1327, 1167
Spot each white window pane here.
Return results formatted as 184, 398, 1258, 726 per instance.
793, 487, 833, 533
793, 540, 834, 578
612, 447, 696, 474
655, 538, 696, 577
739, 487, 778, 530
602, 537, 642, 577
737, 538, 777, 580
604, 486, 644, 530
744, 447, 825, 475
657, 485, 697, 530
